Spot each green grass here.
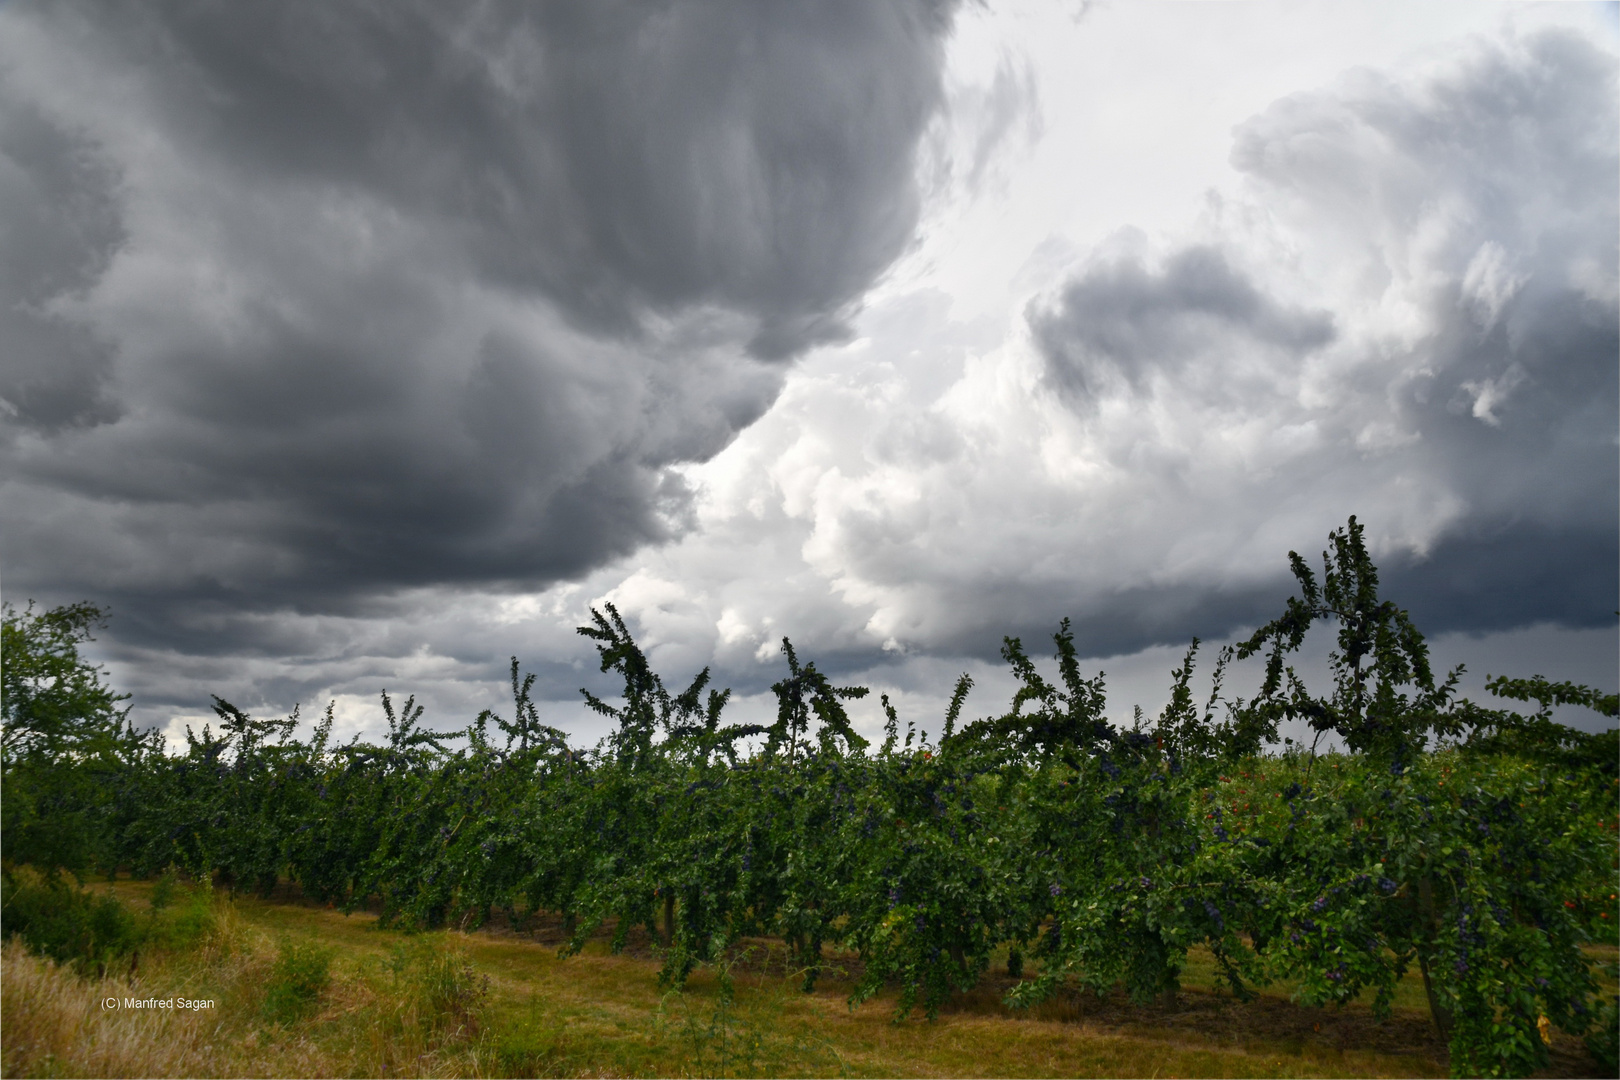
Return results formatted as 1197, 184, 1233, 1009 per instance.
261, 940, 334, 1025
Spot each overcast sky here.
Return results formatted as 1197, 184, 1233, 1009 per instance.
3, 0, 1616, 749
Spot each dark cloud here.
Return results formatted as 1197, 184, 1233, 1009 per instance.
0, 0, 959, 653
1018, 27, 1616, 648
0, 96, 124, 431
8, 9, 1613, 739
1232, 27, 1619, 633
86, 0, 951, 355
1384, 518, 1618, 635
1030, 244, 1335, 401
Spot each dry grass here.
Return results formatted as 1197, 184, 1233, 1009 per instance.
0, 910, 320, 1078
1, 889, 492, 1078
4, 875, 1613, 1078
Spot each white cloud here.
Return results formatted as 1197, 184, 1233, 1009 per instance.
545, 11, 1616, 698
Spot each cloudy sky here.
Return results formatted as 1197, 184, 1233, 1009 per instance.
3, 0, 1616, 748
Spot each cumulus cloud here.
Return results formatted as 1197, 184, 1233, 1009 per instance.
0, 0, 959, 661
591, 24, 1617, 683
1219, 27, 1618, 628
1030, 243, 1336, 403
6, 8, 1613, 743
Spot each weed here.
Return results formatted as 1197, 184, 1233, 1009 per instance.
653, 948, 849, 1078
148, 866, 178, 911
168, 881, 217, 947
262, 939, 334, 1024
382, 936, 490, 1039
488, 1003, 572, 1079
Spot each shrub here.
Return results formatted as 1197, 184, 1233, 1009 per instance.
0, 868, 142, 973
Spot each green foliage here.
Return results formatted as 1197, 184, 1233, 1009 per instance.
0, 868, 140, 972
1234, 516, 1464, 766
1586, 971, 1619, 1076
148, 878, 218, 950
0, 867, 215, 974
1233, 752, 1614, 1078
1460, 673, 1620, 780
262, 940, 334, 1024
1487, 675, 1620, 718
766, 636, 869, 762
953, 618, 1111, 763
149, 867, 178, 911
8, 517, 1615, 1078
1, 601, 129, 759
1, 601, 153, 871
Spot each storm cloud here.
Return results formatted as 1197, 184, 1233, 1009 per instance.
1230, 25, 1620, 633
2, 5, 1612, 742
591, 22, 1617, 682
0, 0, 959, 653
1031, 245, 1336, 403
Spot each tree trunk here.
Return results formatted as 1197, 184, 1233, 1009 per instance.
662, 891, 676, 946
802, 934, 824, 992
1417, 951, 1454, 1040
1416, 876, 1454, 1040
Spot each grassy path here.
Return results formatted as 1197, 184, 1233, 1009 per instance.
7, 874, 1607, 1078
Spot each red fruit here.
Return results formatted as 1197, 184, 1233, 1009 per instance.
1564, 901, 1577, 909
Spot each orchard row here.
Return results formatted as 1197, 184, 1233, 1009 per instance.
4, 518, 1615, 1078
